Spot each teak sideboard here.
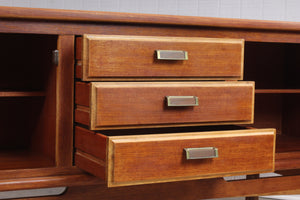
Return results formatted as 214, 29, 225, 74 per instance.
0, 6, 300, 200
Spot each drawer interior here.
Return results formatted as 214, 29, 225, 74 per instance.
0, 33, 57, 170
244, 41, 300, 171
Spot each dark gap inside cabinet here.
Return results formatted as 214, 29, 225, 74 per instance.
94, 125, 246, 136
0, 33, 57, 169
244, 41, 300, 155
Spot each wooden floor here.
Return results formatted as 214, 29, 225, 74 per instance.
206, 197, 298, 200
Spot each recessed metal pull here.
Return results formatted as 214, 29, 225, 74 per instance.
156, 50, 188, 60
166, 96, 198, 107
184, 147, 219, 160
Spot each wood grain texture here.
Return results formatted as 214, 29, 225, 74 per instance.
76, 62, 83, 79
276, 152, 300, 170
0, 151, 54, 170
3, 6, 300, 32
0, 174, 101, 192
3, 20, 300, 45
76, 37, 82, 60
75, 106, 90, 126
1, 6, 300, 199
72, 127, 275, 187
19, 175, 300, 200
107, 128, 275, 187
0, 167, 83, 180
85, 82, 254, 129
0, 34, 58, 169
81, 35, 244, 80
75, 126, 107, 161
75, 151, 106, 180
75, 82, 90, 107
56, 35, 74, 167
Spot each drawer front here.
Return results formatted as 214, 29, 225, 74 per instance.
80, 35, 244, 80
75, 81, 254, 130
75, 127, 275, 187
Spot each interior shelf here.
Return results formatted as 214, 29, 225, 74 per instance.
244, 41, 300, 172
0, 33, 58, 170
0, 150, 55, 170
0, 91, 45, 97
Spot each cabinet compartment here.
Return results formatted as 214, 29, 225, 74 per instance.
244, 42, 300, 89
0, 34, 57, 170
75, 81, 254, 130
244, 41, 300, 171
77, 35, 244, 81
75, 126, 275, 187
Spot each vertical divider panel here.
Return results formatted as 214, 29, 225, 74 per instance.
56, 35, 75, 167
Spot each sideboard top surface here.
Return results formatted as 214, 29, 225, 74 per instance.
0, 6, 300, 32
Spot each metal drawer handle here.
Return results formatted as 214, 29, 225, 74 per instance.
156, 50, 188, 60
184, 147, 219, 160
166, 96, 198, 107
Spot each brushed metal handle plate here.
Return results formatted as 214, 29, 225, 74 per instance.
184, 147, 219, 160
166, 96, 198, 107
0, 187, 67, 199
156, 50, 188, 60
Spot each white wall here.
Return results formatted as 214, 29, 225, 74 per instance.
1, 0, 300, 22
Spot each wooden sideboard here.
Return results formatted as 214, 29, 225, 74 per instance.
0, 6, 300, 200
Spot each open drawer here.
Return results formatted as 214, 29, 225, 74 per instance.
76, 35, 244, 81
75, 81, 254, 130
75, 126, 275, 187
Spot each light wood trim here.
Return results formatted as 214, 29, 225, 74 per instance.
91, 81, 254, 88
2, 6, 300, 32
82, 34, 89, 82
107, 136, 115, 187
109, 128, 275, 142
85, 34, 244, 43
